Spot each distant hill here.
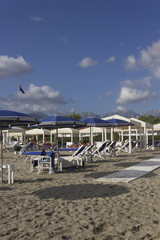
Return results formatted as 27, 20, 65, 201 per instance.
80, 110, 139, 119
142, 109, 160, 117
28, 109, 160, 120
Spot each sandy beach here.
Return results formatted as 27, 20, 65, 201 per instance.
1, 149, 160, 240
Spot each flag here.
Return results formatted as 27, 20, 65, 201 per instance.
19, 84, 25, 94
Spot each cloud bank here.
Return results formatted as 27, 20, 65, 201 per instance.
125, 39, 160, 79
0, 55, 33, 78
0, 84, 72, 114
116, 77, 157, 105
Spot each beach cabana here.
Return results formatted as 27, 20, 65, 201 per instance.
102, 115, 139, 153
79, 127, 110, 144
25, 128, 51, 143
51, 128, 79, 147
80, 118, 111, 145
2, 126, 26, 145
130, 118, 154, 150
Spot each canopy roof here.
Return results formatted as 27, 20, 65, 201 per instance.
79, 127, 109, 134
80, 117, 111, 127
103, 114, 141, 128
26, 128, 51, 135
51, 128, 79, 135
0, 109, 38, 128
3, 126, 25, 133
39, 115, 86, 128
154, 123, 160, 131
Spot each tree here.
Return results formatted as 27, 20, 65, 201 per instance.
138, 115, 160, 124
65, 113, 81, 120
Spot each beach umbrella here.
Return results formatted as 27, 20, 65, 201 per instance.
38, 116, 86, 171
106, 118, 132, 127
106, 118, 134, 153
106, 118, 133, 140
80, 117, 111, 144
80, 118, 111, 162
0, 109, 38, 183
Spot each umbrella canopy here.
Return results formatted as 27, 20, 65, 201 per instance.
39, 115, 86, 128
39, 115, 86, 171
0, 109, 38, 183
80, 117, 111, 127
0, 109, 38, 129
106, 118, 132, 127
80, 117, 111, 146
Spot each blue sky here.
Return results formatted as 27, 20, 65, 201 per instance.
1, 0, 160, 116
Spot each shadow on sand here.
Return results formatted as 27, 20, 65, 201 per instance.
32, 183, 130, 200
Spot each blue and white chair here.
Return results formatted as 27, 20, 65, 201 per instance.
92, 140, 109, 158
58, 145, 86, 168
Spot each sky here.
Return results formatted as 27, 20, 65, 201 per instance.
1, 0, 160, 116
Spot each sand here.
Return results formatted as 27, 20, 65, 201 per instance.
1, 149, 160, 240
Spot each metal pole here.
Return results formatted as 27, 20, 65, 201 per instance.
0, 128, 3, 183
56, 127, 60, 171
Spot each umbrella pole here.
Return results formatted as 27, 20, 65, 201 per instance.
0, 128, 3, 183
56, 127, 60, 171
90, 127, 93, 163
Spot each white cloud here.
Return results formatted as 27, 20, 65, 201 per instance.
121, 76, 152, 88
107, 56, 115, 63
77, 57, 98, 68
106, 91, 112, 96
116, 106, 126, 111
29, 15, 44, 22
124, 55, 137, 70
0, 55, 33, 78
116, 87, 156, 104
124, 39, 160, 79
0, 84, 72, 114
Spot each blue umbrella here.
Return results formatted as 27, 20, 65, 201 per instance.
39, 115, 86, 128
0, 109, 38, 183
106, 118, 132, 126
39, 115, 86, 171
105, 118, 133, 144
0, 109, 38, 127
80, 117, 111, 127
80, 118, 111, 162
80, 118, 111, 144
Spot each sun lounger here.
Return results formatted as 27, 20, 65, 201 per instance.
15, 142, 35, 155
105, 141, 117, 156
92, 140, 109, 158
3, 141, 19, 152
58, 145, 86, 168
83, 144, 96, 162
115, 140, 129, 154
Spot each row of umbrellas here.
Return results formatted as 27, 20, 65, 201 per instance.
0, 109, 132, 182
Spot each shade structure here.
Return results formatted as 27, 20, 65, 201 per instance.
26, 128, 51, 143
106, 118, 132, 127
80, 118, 111, 145
2, 127, 26, 145
0, 109, 38, 183
39, 116, 86, 171
51, 128, 79, 146
80, 117, 111, 127
106, 118, 134, 153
